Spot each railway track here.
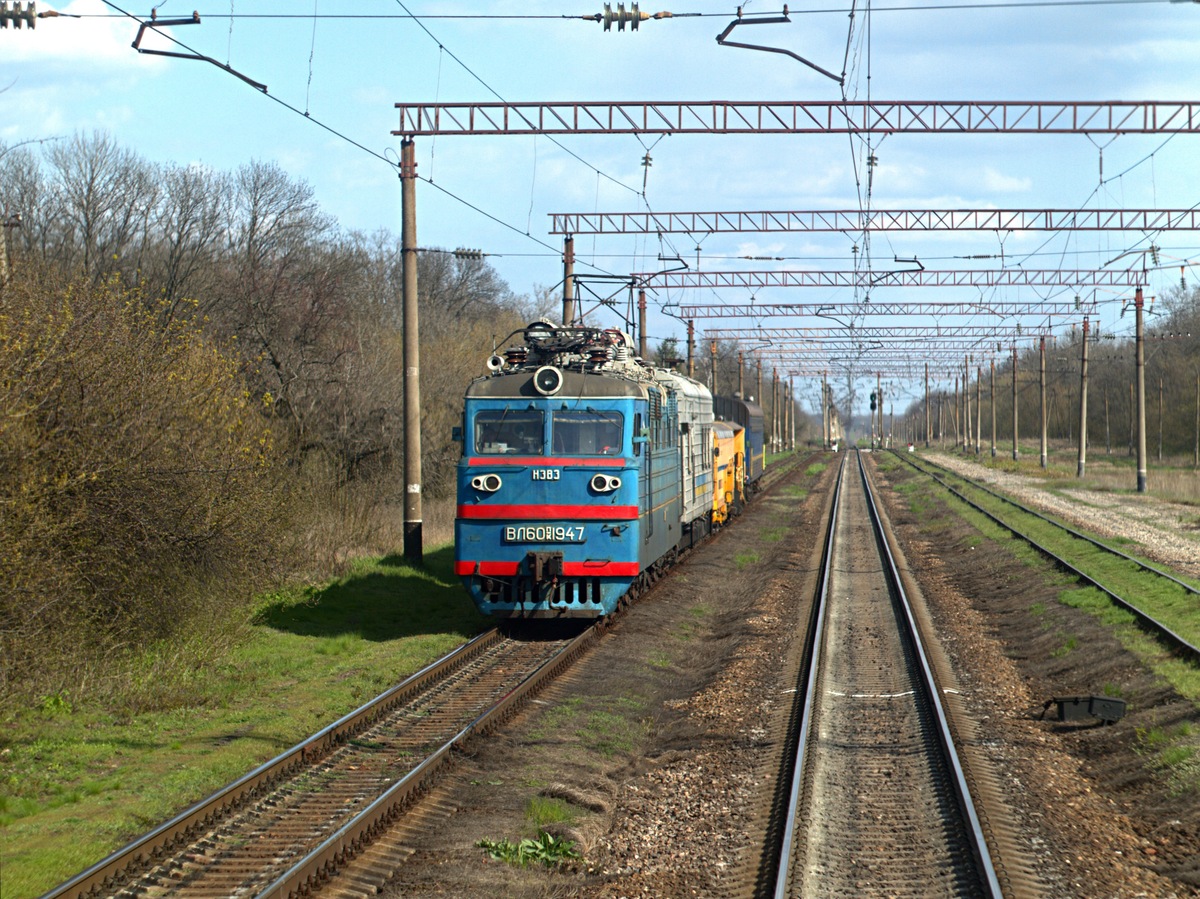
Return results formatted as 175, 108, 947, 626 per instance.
45, 453, 809, 899
896, 451, 1200, 663
770, 449, 1013, 898
41, 624, 600, 899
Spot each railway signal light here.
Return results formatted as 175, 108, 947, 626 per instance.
870, 391, 877, 411
1, 1, 37, 28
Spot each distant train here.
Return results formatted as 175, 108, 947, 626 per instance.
454, 321, 766, 619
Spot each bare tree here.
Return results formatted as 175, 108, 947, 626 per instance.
45, 132, 157, 280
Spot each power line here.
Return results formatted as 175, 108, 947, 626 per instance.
66, 0, 1176, 18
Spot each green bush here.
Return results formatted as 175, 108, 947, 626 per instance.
0, 267, 293, 707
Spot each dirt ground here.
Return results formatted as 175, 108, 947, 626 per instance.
370, 454, 1200, 899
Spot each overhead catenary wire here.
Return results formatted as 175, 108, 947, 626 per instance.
62, 0, 1183, 18
92, 0, 630, 282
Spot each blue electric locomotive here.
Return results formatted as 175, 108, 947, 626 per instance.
454, 322, 714, 618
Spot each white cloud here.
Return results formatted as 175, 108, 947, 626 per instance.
981, 168, 1033, 195
3, 0, 167, 66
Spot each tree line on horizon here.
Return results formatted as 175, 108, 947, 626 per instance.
0, 131, 549, 705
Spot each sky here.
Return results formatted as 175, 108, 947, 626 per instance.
5, 0, 1200, 416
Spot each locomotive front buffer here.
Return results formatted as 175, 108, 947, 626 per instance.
526, 550, 564, 586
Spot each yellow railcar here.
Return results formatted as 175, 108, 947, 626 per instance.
712, 420, 744, 526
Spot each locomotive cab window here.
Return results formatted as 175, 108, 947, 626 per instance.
552, 410, 624, 455
474, 409, 545, 454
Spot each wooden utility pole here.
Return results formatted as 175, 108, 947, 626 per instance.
990, 359, 996, 457
1039, 336, 1048, 469
401, 139, 423, 563
975, 366, 982, 454
1135, 288, 1147, 492
738, 351, 745, 398
963, 357, 971, 452
1077, 318, 1090, 477
953, 377, 960, 448
877, 372, 883, 449
789, 377, 796, 449
562, 235, 575, 325
637, 289, 647, 359
710, 340, 718, 394
687, 320, 695, 379
822, 372, 830, 449
924, 362, 931, 448
1012, 345, 1020, 460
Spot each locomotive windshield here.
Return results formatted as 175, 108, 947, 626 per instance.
552, 410, 624, 455
474, 409, 545, 454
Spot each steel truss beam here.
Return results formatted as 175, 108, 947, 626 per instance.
678, 300, 1096, 318
677, 300, 1094, 318
781, 367, 962, 377
704, 326, 1047, 340
550, 209, 1200, 235
640, 269, 1145, 290
752, 340, 1015, 352
771, 359, 970, 377
395, 101, 1200, 136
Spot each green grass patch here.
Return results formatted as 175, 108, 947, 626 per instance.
1050, 633, 1078, 657
761, 527, 787, 543
581, 708, 645, 757
526, 697, 584, 742
1136, 724, 1200, 796
0, 546, 488, 898
804, 462, 827, 477
783, 484, 808, 499
526, 795, 576, 829
735, 551, 761, 569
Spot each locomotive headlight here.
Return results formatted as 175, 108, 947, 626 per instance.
590, 474, 621, 493
472, 473, 503, 492
533, 365, 564, 396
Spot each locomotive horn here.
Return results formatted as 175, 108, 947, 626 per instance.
486, 354, 505, 372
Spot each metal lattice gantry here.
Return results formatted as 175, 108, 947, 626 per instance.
770, 350, 972, 375
780, 363, 965, 377
395, 100, 1200, 136
636, 268, 1147, 290
746, 340, 1025, 354
550, 209, 1200, 235
702, 326, 1050, 341
675, 300, 1097, 318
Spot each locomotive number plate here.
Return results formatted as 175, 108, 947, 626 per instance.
504, 525, 585, 543
531, 468, 560, 480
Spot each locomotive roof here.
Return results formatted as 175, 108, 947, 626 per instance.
467, 368, 649, 400
713, 392, 764, 416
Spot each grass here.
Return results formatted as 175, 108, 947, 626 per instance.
901, 452, 1200, 703
1050, 632, 1078, 657
735, 551, 761, 569
1136, 724, 1200, 796
0, 545, 488, 898
526, 795, 575, 829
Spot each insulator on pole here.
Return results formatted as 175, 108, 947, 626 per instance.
1, 1, 38, 28
601, 2, 649, 31
453, 247, 484, 259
